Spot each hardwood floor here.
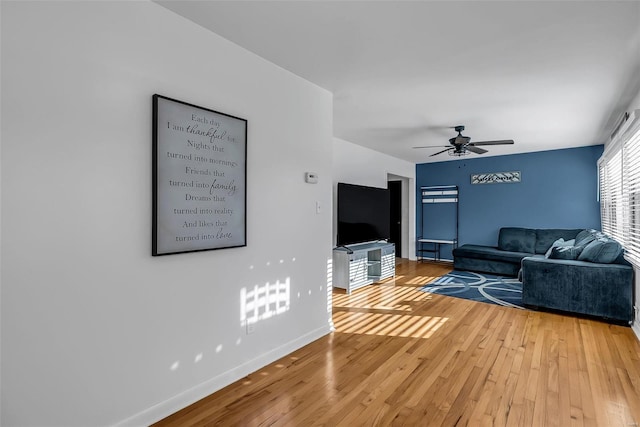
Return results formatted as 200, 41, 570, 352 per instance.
154, 259, 640, 426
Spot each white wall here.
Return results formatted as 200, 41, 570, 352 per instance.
1, 2, 333, 426
333, 137, 416, 259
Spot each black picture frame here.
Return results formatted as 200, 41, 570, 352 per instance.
152, 94, 247, 256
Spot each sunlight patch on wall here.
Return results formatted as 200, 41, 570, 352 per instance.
327, 257, 335, 330
170, 350, 208, 372
240, 277, 291, 327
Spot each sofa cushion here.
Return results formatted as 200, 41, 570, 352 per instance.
455, 255, 522, 277
535, 229, 582, 254
498, 228, 536, 253
453, 244, 533, 264
578, 238, 623, 264
548, 245, 584, 260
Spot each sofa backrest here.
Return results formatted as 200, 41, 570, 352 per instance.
499, 227, 630, 264
498, 228, 537, 253
498, 227, 583, 254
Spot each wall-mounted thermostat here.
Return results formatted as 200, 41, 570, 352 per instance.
305, 172, 318, 184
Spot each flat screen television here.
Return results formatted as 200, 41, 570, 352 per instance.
337, 182, 390, 246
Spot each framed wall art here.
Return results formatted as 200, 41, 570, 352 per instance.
152, 94, 247, 256
471, 171, 521, 185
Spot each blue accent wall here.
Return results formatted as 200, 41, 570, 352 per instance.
416, 145, 603, 260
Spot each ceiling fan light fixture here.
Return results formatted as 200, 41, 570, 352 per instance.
449, 150, 468, 157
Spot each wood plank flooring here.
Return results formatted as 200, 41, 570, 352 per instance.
154, 259, 640, 426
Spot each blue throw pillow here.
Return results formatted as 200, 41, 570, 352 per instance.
549, 245, 583, 260
577, 238, 622, 264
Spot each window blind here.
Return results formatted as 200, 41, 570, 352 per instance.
598, 110, 640, 266
602, 151, 624, 243
600, 150, 624, 244
622, 118, 640, 264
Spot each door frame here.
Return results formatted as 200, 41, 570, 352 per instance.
387, 174, 412, 259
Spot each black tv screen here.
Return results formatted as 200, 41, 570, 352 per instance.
337, 183, 390, 246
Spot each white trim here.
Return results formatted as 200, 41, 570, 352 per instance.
111, 325, 332, 427
610, 111, 630, 141
601, 109, 640, 162
633, 321, 640, 342
619, 109, 640, 140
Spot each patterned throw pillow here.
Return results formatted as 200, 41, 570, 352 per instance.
549, 245, 584, 260
544, 238, 576, 258
575, 229, 598, 246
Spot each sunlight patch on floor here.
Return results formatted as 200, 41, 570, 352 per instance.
405, 275, 438, 285
334, 311, 448, 339
332, 283, 433, 311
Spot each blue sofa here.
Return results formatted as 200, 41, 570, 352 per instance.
452, 227, 634, 324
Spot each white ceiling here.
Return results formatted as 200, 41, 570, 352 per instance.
157, 1, 640, 163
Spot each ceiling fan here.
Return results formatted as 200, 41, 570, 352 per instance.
413, 125, 514, 157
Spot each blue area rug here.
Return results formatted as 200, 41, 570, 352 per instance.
421, 270, 524, 309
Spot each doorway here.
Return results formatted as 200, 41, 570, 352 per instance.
388, 180, 402, 257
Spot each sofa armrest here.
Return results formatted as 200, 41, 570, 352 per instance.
521, 257, 634, 323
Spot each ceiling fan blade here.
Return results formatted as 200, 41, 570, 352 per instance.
469, 139, 515, 146
465, 146, 488, 155
430, 148, 452, 157
412, 145, 450, 149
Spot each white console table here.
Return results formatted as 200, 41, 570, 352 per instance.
332, 242, 395, 294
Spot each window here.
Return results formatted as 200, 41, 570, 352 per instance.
623, 120, 640, 264
598, 110, 640, 265
599, 150, 623, 243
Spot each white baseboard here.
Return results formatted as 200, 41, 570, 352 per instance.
633, 320, 640, 342
112, 325, 332, 427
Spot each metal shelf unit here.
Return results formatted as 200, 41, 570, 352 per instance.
417, 185, 459, 262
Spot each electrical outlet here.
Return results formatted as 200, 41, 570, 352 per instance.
246, 322, 255, 334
